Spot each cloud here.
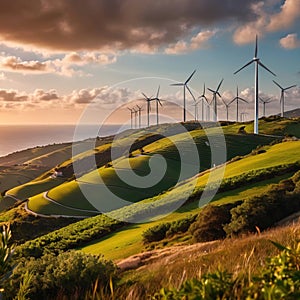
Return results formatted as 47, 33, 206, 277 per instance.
0, 55, 48, 72
233, 0, 300, 45
0, 89, 28, 102
280, 33, 300, 49
267, 0, 300, 31
0, 52, 116, 76
0, 0, 257, 52
165, 30, 216, 54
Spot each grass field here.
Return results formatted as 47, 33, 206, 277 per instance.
26, 130, 277, 216
80, 173, 293, 260
79, 140, 300, 259
5, 177, 65, 201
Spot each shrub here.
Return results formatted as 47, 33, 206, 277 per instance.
224, 176, 300, 236
5, 251, 116, 300
189, 204, 237, 243
142, 215, 197, 244
142, 223, 171, 243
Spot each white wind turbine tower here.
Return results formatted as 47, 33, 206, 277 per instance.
272, 80, 296, 118
136, 105, 143, 128
141, 92, 154, 127
229, 87, 248, 122
198, 83, 209, 121
132, 107, 138, 128
234, 35, 276, 134
192, 100, 200, 121
259, 96, 272, 117
171, 70, 196, 122
127, 107, 135, 129
152, 85, 163, 125
222, 99, 232, 121
207, 79, 223, 122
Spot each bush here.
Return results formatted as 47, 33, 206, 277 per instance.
189, 204, 237, 243
142, 223, 171, 243
142, 215, 197, 244
5, 251, 116, 300
224, 176, 300, 236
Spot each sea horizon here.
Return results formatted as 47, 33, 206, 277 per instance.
0, 124, 126, 157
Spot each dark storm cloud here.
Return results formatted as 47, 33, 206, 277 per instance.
0, 0, 259, 51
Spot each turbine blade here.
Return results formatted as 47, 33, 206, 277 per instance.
142, 92, 148, 99
258, 61, 276, 76
229, 98, 236, 105
216, 78, 223, 92
156, 85, 160, 98
234, 60, 253, 74
202, 83, 206, 95
158, 99, 163, 106
170, 83, 184, 86
185, 69, 196, 84
186, 85, 196, 101
216, 91, 222, 98
273, 80, 283, 90
284, 85, 296, 91
239, 98, 248, 103
207, 88, 215, 93
255, 35, 258, 57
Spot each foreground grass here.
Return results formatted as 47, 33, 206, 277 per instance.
115, 220, 300, 299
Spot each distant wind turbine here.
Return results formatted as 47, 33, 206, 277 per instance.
259, 96, 272, 117
152, 85, 163, 125
192, 100, 200, 121
207, 79, 223, 122
240, 112, 249, 122
132, 107, 138, 128
272, 80, 296, 118
198, 83, 209, 121
229, 87, 248, 122
221, 99, 232, 121
136, 105, 143, 128
127, 107, 135, 129
141, 92, 154, 127
171, 69, 196, 122
234, 35, 276, 134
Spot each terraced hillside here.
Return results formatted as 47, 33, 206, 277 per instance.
2, 118, 299, 218
25, 129, 277, 217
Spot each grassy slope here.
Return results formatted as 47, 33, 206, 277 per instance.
80, 173, 292, 260
80, 140, 300, 259
26, 130, 276, 216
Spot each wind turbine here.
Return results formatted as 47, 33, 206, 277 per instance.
132, 107, 138, 128
152, 85, 163, 125
272, 80, 296, 118
229, 87, 248, 122
136, 105, 143, 128
259, 96, 272, 117
207, 79, 223, 122
234, 35, 276, 134
240, 112, 249, 122
141, 92, 154, 127
127, 107, 135, 129
171, 69, 196, 122
192, 100, 200, 121
221, 99, 232, 121
198, 83, 209, 121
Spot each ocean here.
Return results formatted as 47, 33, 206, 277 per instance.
0, 124, 123, 157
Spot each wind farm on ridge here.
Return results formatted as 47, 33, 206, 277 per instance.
127, 36, 297, 133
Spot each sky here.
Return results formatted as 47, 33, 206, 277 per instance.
0, 0, 300, 125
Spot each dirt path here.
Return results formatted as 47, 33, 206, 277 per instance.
117, 240, 219, 271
